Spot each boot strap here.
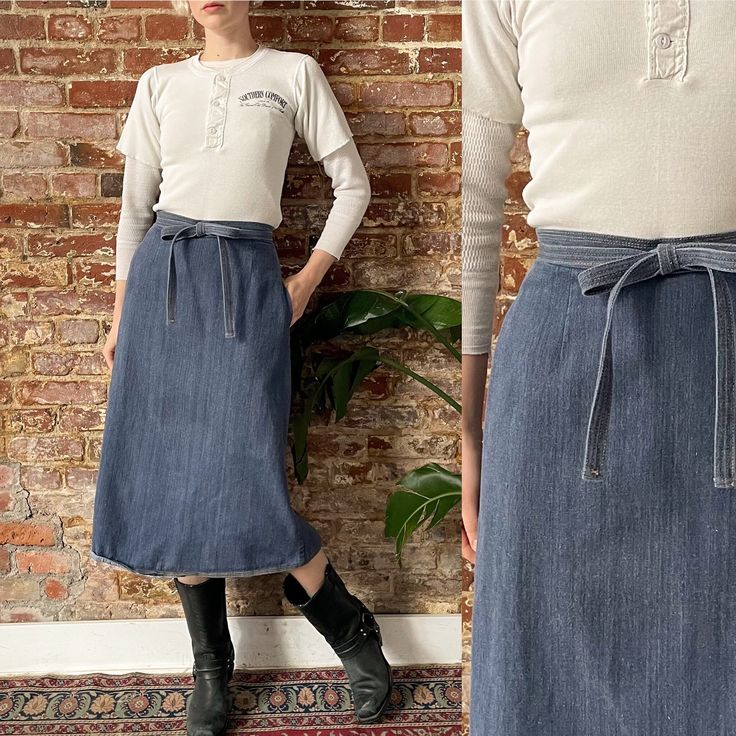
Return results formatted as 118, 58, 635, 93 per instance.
332, 606, 382, 658
192, 643, 235, 682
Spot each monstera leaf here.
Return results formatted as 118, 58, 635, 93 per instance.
289, 288, 462, 558
292, 347, 380, 483
385, 463, 461, 558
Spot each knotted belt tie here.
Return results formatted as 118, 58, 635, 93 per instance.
158, 216, 273, 339
536, 230, 736, 489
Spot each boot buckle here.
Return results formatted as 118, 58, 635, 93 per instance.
360, 608, 382, 646
333, 607, 382, 658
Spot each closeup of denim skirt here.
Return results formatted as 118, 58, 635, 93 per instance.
90, 209, 322, 577
470, 227, 736, 735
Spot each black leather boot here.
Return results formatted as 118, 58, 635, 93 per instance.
282, 561, 393, 723
174, 577, 235, 736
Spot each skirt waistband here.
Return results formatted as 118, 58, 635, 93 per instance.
534, 227, 736, 491
154, 209, 274, 242
153, 210, 275, 340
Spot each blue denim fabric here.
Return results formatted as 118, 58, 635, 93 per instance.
470, 228, 736, 736
90, 210, 322, 577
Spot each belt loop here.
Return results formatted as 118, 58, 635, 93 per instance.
216, 235, 236, 339
656, 241, 679, 275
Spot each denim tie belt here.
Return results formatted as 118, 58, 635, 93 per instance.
155, 211, 274, 339
536, 228, 736, 490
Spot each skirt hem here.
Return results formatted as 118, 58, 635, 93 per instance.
88, 544, 322, 579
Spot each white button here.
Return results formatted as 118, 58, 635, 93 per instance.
209, 126, 217, 133
216, 74, 225, 82
655, 32, 672, 49
213, 100, 222, 106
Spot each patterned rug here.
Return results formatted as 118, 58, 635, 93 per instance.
0, 665, 460, 734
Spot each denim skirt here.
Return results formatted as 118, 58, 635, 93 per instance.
90, 209, 322, 577
470, 227, 736, 735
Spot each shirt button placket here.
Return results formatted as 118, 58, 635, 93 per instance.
205, 72, 229, 149
646, 0, 689, 81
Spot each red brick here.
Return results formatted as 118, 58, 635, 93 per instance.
15, 380, 107, 406
418, 47, 461, 74
0, 491, 13, 513
426, 13, 460, 42
249, 15, 285, 43
44, 578, 69, 600
382, 14, 425, 42
287, 15, 333, 42
19, 48, 118, 76
0, 547, 10, 573
318, 48, 412, 76
2, 173, 48, 199
417, 170, 460, 196
27, 113, 116, 141
0, 205, 68, 229
335, 15, 378, 42
0, 521, 56, 546
51, 173, 97, 198
98, 15, 141, 42
360, 80, 454, 108
16, 550, 74, 574
144, 13, 188, 41
0, 48, 15, 74
0, 81, 64, 108
0, 142, 68, 169
367, 172, 413, 198
360, 142, 448, 168
347, 111, 405, 137
48, 14, 93, 41
0, 14, 45, 40
408, 110, 461, 137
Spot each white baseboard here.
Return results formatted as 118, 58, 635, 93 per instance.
0, 613, 461, 676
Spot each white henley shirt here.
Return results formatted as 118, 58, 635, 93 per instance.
114, 45, 370, 279
462, 0, 736, 354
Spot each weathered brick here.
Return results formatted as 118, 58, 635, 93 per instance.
335, 15, 378, 42
144, 13, 188, 41
287, 15, 333, 42
48, 14, 93, 41
360, 80, 455, 108
318, 48, 412, 76
0, 521, 56, 546
16, 550, 75, 574
382, 14, 425, 42
0, 14, 45, 40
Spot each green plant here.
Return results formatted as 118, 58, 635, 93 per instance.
289, 288, 461, 559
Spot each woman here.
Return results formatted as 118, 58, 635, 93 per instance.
90, 1, 392, 733
462, 1, 736, 734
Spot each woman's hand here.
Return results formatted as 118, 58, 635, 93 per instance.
461, 352, 490, 564
102, 329, 118, 371
102, 280, 128, 371
283, 249, 337, 327
462, 420, 483, 564
283, 271, 316, 326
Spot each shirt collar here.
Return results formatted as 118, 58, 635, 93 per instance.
187, 44, 268, 78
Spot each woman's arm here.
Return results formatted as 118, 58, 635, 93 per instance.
284, 138, 371, 324
461, 0, 524, 562
461, 117, 518, 562
103, 156, 161, 369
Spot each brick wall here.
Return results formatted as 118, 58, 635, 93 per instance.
0, 0, 461, 622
